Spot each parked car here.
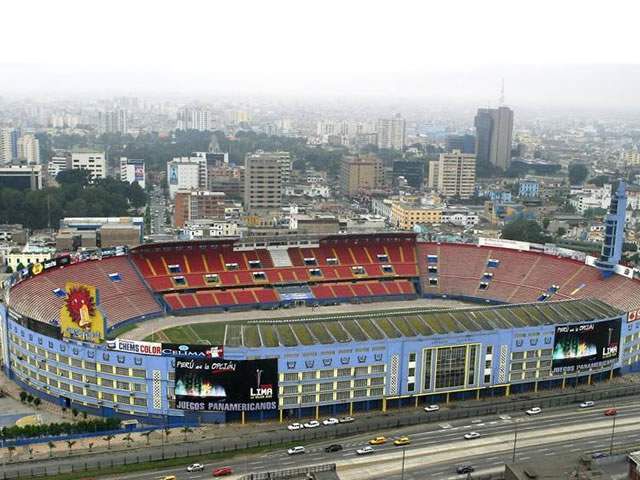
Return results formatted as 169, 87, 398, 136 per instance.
424, 404, 440, 412
580, 401, 595, 408
322, 417, 339, 426
338, 416, 355, 423
525, 407, 542, 416
464, 432, 481, 440
287, 446, 306, 455
369, 436, 387, 445
356, 446, 375, 455
604, 408, 618, 416
287, 423, 303, 431
456, 465, 475, 474
187, 463, 204, 472
212, 467, 233, 477
325, 444, 343, 453
303, 420, 320, 428
394, 436, 411, 446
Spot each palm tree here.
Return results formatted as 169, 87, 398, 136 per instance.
180, 426, 193, 442
88, 442, 94, 453
66, 440, 76, 456
122, 433, 133, 447
164, 428, 172, 443
28, 447, 34, 459
47, 441, 56, 458
103, 435, 115, 450
7, 446, 16, 461
140, 431, 153, 446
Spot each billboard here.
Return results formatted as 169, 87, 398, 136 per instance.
59, 282, 106, 343
161, 343, 223, 358
169, 164, 178, 185
107, 338, 162, 356
552, 319, 621, 373
134, 164, 145, 182
175, 358, 278, 412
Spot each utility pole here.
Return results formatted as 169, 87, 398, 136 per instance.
512, 420, 518, 464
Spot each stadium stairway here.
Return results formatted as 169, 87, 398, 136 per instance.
269, 248, 294, 267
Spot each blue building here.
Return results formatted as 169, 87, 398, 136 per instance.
596, 181, 627, 278
518, 179, 539, 198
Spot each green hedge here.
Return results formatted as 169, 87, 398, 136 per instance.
0, 417, 121, 440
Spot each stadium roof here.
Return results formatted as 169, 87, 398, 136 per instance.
156, 298, 623, 348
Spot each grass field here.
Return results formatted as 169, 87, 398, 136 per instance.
144, 298, 619, 348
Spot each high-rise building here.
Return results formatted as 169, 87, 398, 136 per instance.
0, 128, 18, 164
340, 154, 383, 196
48, 155, 71, 179
376, 114, 406, 150
596, 182, 626, 278
244, 153, 283, 212
174, 190, 228, 228
434, 150, 476, 199
177, 108, 212, 131
392, 160, 425, 189
245, 151, 291, 185
99, 109, 128, 134
120, 157, 146, 189
17, 134, 40, 164
445, 134, 476, 154
167, 157, 208, 199
0, 165, 43, 190
71, 152, 106, 180
427, 160, 440, 190
474, 106, 513, 170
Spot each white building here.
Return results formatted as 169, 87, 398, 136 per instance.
442, 209, 480, 227
376, 114, 406, 150
167, 157, 207, 199
177, 108, 212, 131
284, 184, 330, 198
179, 220, 239, 239
99, 109, 128, 134
48, 156, 70, 179
4, 245, 55, 271
120, 157, 145, 189
0, 165, 43, 190
17, 134, 40, 164
569, 185, 612, 214
71, 152, 106, 180
0, 128, 16, 164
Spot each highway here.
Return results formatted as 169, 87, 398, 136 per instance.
98, 399, 640, 480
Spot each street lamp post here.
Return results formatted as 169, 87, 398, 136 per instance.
512, 420, 519, 464
400, 447, 406, 480
609, 403, 617, 455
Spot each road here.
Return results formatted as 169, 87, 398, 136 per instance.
149, 186, 168, 235
96, 400, 640, 480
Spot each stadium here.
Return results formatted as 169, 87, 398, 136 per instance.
2, 187, 640, 425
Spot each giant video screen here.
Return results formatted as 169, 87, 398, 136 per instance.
175, 358, 278, 412
552, 319, 621, 373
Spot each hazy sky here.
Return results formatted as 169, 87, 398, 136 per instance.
2, 0, 640, 106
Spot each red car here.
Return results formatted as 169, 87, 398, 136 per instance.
213, 467, 233, 477
604, 408, 617, 416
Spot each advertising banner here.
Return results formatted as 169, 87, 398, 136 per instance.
552, 319, 620, 373
59, 282, 106, 343
107, 338, 162, 356
134, 164, 144, 182
161, 343, 224, 358
169, 165, 178, 185
175, 358, 278, 412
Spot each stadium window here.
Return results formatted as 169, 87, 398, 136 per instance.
427, 265, 438, 273
172, 276, 186, 286
326, 257, 338, 265
352, 266, 365, 275
487, 259, 499, 268
427, 255, 438, 264
309, 268, 322, 277
204, 274, 220, 284
53, 288, 66, 298
252, 271, 267, 281
382, 265, 394, 274
482, 272, 493, 280
429, 278, 438, 286
108, 272, 122, 282
225, 263, 239, 271
167, 264, 181, 274
377, 254, 389, 262
304, 257, 318, 266
248, 260, 262, 269
537, 293, 549, 301
479, 282, 489, 290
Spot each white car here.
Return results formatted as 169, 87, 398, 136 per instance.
580, 401, 595, 408
525, 407, 542, 416
303, 420, 320, 428
322, 417, 339, 426
287, 446, 306, 455
187, 463, 204, 472
287, 423, 303, 431
499, 415, 512, 421
424, 404, 440, 412
338, 416, 355, 423
356, 446, 375, 455
464, 432, 481, 440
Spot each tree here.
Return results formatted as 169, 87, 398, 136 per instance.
123, 433, 133, 447
140, 431, 153, 446
501, 218, 551, 244
26, 394, 33, 404
542, 218, 550, 231
181, 426, 193, 442
556, 227, 567, 238
72, 408, 79, 418
569, 163, 589, 185
590, 175, 610, 187
66, 440, 76, 456
19, 391, 27, 403
103, 434, 115, 450
7, 446, 15, 461
56, 169, 93, 187
164, 428, 172, 442
47, 441, 56, 458
88, 442, 94, 452
5, 265, 12, 273
34, 398, 41, 408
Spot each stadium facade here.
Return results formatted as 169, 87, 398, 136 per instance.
2, 191, 640, 425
